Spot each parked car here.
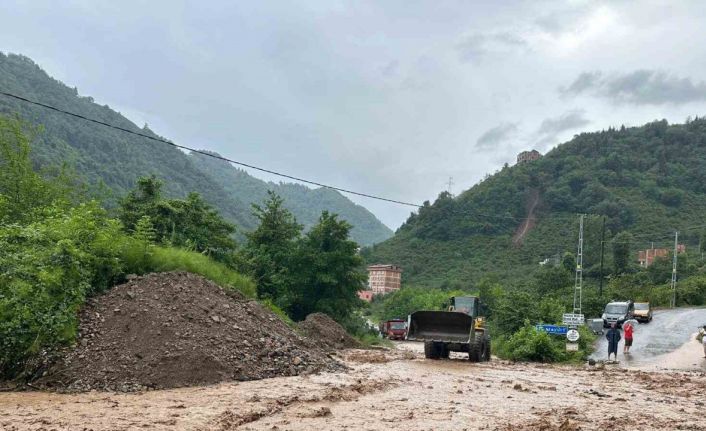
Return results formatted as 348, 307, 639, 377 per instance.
633, 302, 653, 323
602, 300, 634, 328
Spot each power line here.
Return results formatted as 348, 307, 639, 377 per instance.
2, 90, 705, 233
0, 89, 593, 223
0, 90, 422, 208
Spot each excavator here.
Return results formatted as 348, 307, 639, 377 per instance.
406, 296, 490, 362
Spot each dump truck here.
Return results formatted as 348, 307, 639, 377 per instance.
380, 319, 407, 340
407, 296, 490, 362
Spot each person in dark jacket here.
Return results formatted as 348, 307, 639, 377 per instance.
606, 322, 621, 361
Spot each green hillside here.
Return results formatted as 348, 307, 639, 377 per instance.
365, 119, 706, 288
188, 151, 392, 245
0, 52, 391, 245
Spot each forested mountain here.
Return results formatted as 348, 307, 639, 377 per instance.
0, 52, 392, 245
188, 152, 393, 244
365, 118, 706, 288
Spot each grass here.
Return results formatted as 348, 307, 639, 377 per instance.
142, 246, 257, 298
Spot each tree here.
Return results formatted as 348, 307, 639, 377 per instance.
561, 252, 576, 273
245, 191, 302, 302
0, 116, 70, 224
119, 176, 236, 259
612, 231, 633, 274
287, 211, 365, 321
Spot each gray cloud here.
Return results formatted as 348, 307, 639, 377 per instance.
562, 70, 706, 105
535, 110, 590, 146
457, 32, 527, 63
476, 123, 518, 150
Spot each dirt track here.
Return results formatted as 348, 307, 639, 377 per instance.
2, 342, 705, 430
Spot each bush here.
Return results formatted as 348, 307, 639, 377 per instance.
0, 203, 138, 377
495, 323, 595, 363
498, 324, 567, 362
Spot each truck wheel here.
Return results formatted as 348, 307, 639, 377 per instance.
424, 341, 440, 359
482, 336, 491, 362
439, 345, 450, 359
468, 336, 483, 362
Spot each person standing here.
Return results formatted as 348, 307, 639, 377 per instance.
606, 322, 621, 361
623, 321, 634, 354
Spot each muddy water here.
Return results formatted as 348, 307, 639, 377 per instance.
1, 345, 705, 430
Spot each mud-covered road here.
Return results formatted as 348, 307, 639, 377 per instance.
2, 342, 706, 430
591, 307, 706, 370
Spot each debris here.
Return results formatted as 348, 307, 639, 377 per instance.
296, 313, 361, 351
35, 272, 342, 392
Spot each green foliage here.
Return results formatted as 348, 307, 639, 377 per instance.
142, 247, 256, 298
0, 53, 391, 246
119, 175, 236, 261
0, 202, 141, 377
244, 192, 367, 323
367, 118, 706, 288
0, 116, 79, 224
495, 323, 595, 363
370, 286, 469, 322
245, 191, 302, 303
496, 324, 566, 362
612, 231, 633, 274
287, 211, 366, 321
0, 120, 256, 377
493, 291, 565, 335
189, 152, 392, 246
260, 299, 295, 327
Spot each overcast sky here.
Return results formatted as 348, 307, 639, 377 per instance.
3, 0, 706, 229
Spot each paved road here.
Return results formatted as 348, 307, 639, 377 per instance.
590, 307, 706, 367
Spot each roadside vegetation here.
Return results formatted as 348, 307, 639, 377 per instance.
0, 115, 368, 378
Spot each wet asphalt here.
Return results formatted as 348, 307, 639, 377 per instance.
590, 307, 706, 366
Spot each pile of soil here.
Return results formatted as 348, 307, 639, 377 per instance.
36, 272, 342, 392
297, 313, 361, 351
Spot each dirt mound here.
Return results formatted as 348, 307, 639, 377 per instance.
36, 272, 342, 392
297, 313, 361, 351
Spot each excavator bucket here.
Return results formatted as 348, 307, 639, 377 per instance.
407, 311, 474, 343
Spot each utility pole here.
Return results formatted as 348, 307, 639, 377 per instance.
598, 216, 606, 297
573, 215, 584, 315
671, 231, 678, 308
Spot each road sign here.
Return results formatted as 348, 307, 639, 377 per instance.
562, 313, 585, 326
566, 342, 579, 352
566, 329, 580, 342
535, 324, 568, 335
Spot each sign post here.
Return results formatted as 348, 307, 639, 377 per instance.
535, 324, 568, 335
562, 313, 584, 351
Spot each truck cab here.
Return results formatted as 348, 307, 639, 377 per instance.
381, 319, 407, 340
447, 296, 479, 317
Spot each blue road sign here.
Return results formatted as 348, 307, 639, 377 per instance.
535, 324, 568, 335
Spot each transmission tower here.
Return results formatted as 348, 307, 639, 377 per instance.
446, 176, 454, 195
573, 214, 584, 315
671, 231, 678, 308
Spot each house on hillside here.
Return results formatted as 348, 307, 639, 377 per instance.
517, 150, 542, 164
367, 264, 402, 295
357, 290, 374, 302
637, 245, 686, 267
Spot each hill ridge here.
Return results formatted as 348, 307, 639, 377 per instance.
0, 52, 392, 245
365, 118, 706, 287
